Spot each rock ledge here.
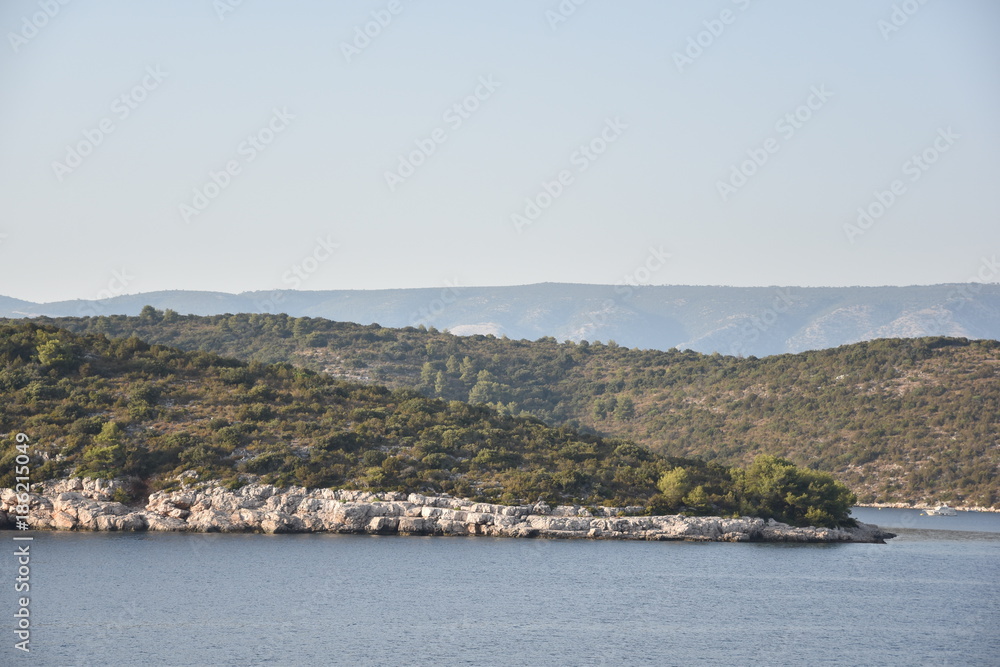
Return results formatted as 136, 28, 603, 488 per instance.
0, 479, 895, 543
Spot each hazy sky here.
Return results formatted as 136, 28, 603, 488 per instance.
1, 0, 998, 303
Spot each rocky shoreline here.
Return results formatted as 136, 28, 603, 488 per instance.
1, 478, 896, 543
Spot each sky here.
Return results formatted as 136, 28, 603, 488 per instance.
1, 0, 998, 303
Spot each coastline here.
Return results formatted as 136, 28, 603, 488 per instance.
855, 502, 1000, 513
1, 478, 895, 543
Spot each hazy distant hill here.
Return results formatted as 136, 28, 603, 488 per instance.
4, 283, 999, 356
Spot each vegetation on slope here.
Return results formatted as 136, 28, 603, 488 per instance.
29, 309, 1000, 507
0, 322, 857, 527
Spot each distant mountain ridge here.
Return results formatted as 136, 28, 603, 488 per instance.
4, 283, 999, 356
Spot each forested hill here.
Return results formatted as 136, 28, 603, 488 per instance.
32, 311, 1000, 508
0, 322, 858, 528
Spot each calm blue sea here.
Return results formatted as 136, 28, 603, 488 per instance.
2, 508, 998, 666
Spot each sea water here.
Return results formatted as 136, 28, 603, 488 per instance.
2, 508, 997, 666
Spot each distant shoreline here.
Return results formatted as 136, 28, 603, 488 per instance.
854, 503, 1000, 513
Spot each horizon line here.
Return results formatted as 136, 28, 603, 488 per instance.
4, 280, 1000, 306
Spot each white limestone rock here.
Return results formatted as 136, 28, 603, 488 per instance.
0, 479, 896, 543
51, 510, 78, 531
367, 517, 399, 533
145, 514, 189, 532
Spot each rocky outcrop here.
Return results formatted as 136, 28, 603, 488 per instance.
0, 480, 896, 543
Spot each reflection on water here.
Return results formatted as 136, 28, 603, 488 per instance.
890, 527, 1000, 543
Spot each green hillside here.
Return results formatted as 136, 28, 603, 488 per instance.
0, 322, 857, 527
28, 310, 1000, 507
